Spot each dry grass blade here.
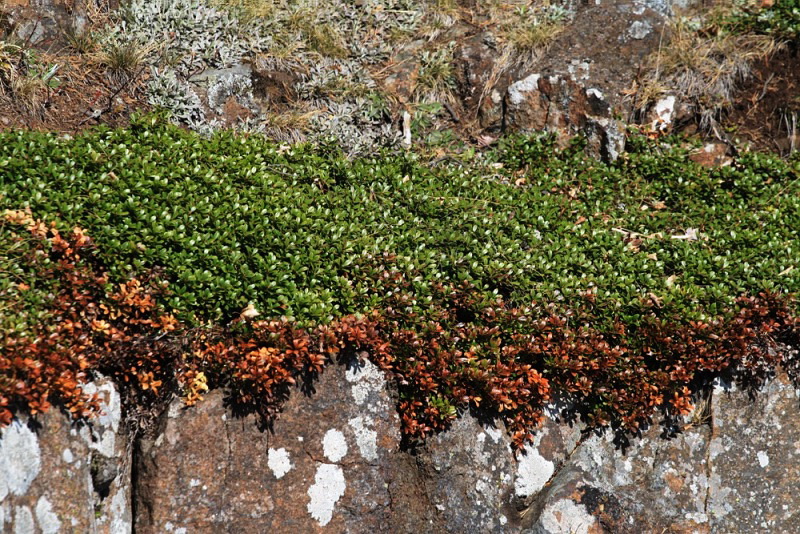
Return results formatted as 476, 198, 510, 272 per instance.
636, 16, 783, 130
96, 38, 156, 84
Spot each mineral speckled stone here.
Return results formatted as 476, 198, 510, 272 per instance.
2, 368, 799, 532
0, 377, 131, 534
132, 359, 421, 532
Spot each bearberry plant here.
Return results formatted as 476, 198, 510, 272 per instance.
2, 117, 799, 448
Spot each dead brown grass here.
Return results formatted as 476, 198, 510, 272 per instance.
637, 16, 782, 129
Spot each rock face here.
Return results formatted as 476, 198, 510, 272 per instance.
2, 362, 799, 532
523, 373, 800, 533
1, 0, 90, 46
133, 358, 430, 533
0, 377, 131, 534
498, 0, 700, 159
434, 0, 702, 160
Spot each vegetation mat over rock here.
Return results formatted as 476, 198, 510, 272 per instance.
2, 118, 800, 448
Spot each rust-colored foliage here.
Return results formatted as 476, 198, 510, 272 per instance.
2, 214, 798, 450
1, 210, 178, 425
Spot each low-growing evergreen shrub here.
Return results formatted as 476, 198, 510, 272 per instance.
2, 117, 800, 446
727, 0, 800, 40
2, 117, 799, 326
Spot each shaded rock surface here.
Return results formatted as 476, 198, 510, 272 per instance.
0, 377, 131, 534
2, 362, 800, 532
1, 0, 90, 46
134, 359, 436, 533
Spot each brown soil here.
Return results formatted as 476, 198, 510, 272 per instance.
723, 44, 800, 155
0, 49, 148, 133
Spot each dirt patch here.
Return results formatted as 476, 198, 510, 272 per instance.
723, 45, 800, 155
0, 49, 149, 133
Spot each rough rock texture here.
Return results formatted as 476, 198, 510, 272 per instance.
0, 377, 131, 534
504, 72, 626, 159
130, 363, 800, 533
2, 363, 799, 532
453, 32, 508, 131
706, 374, 800, 531
1, 0, 90, 46
526, 0, 681, 116
499, 0, 702, 159
521, 372, 800, 533
133, 358, 436, 533
689, 142, 735, 167
417, 414, 518, 531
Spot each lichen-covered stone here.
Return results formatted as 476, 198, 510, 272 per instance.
502, 0, 703, 159
2, 368, 799, 532
2, 0, 89, 46
707, 373, 800, 531
419, 414, 517, 531
133, 359, 424, 532
0, 376, 131, 534
519, 372, 800, 533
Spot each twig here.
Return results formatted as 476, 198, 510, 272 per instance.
77, 62, 148, 127
756, 72, 775, 103
442, 100, 460, 123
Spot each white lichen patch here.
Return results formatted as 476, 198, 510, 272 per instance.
713, 376, 735, 394
508, 74, 541, 106
757, 451, 770, 468
92, 431, 117, 459
108, 486, 132, 534
35, 497, 60, 534
705, 437, 724, 464
612, 457, 633, 486
164, 522, 188, 534
586, 88, 605, 101
267, 448, 294, 479
81, 379, 122, 458
348, 417, 378, 461
514, 442, 554, 497
307, 464, 346, 526
484, 427, 503, 443
82, 379, 121, 432
322, 429, 348, 462
626, 19, 653, 40
567, 60, 590, 81
685, 511, 709, 524
0, 420, 42, 499
651, 95, 676, 130
167, 400, 183, 419
574, 434, 607, 473
537, 499, 596, 534
345, 360, 386, 408
13, 505, 35, 534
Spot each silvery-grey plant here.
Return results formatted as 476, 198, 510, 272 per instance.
118, 0, 266, 77
147, 67, 205, 124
